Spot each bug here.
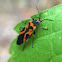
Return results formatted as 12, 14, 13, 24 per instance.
17, 0, 53, 51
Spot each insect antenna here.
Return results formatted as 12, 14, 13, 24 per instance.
32, 0, 41, 21
32, 0, 53, 22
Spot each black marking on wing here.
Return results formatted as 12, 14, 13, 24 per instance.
25, 26, 33, 33
26, 34, 31, 39
17, 33, 24, 45
29, 26, 33, 29
21, 27, 25, 32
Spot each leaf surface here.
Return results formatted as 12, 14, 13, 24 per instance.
8, 4, 62, 62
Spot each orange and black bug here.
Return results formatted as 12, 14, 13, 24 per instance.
17, 1, 53, 51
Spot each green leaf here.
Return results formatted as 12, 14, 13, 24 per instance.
8, 4, 62, 62
49, 54, 62, 62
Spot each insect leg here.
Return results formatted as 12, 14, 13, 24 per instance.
41, 19, 53, 21
24, 21, 29, 24
20, 27, 24, 29
32, 17, 39, 20
22, 37, 30, 51
19, 27, 24, 31
22, 42, 27, 51
32, 31, 35, 48
37, 27, 48, 30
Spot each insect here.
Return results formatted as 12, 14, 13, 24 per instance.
17, 0, 53, 51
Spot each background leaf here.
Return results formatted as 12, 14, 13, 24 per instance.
8, 4, 62, 62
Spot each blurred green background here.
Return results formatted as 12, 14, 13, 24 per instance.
0, 0, 62, 62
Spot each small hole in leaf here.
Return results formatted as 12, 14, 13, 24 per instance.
57, 10, 60, 12
45, 12, 48, 15
59, 37, 61, 39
